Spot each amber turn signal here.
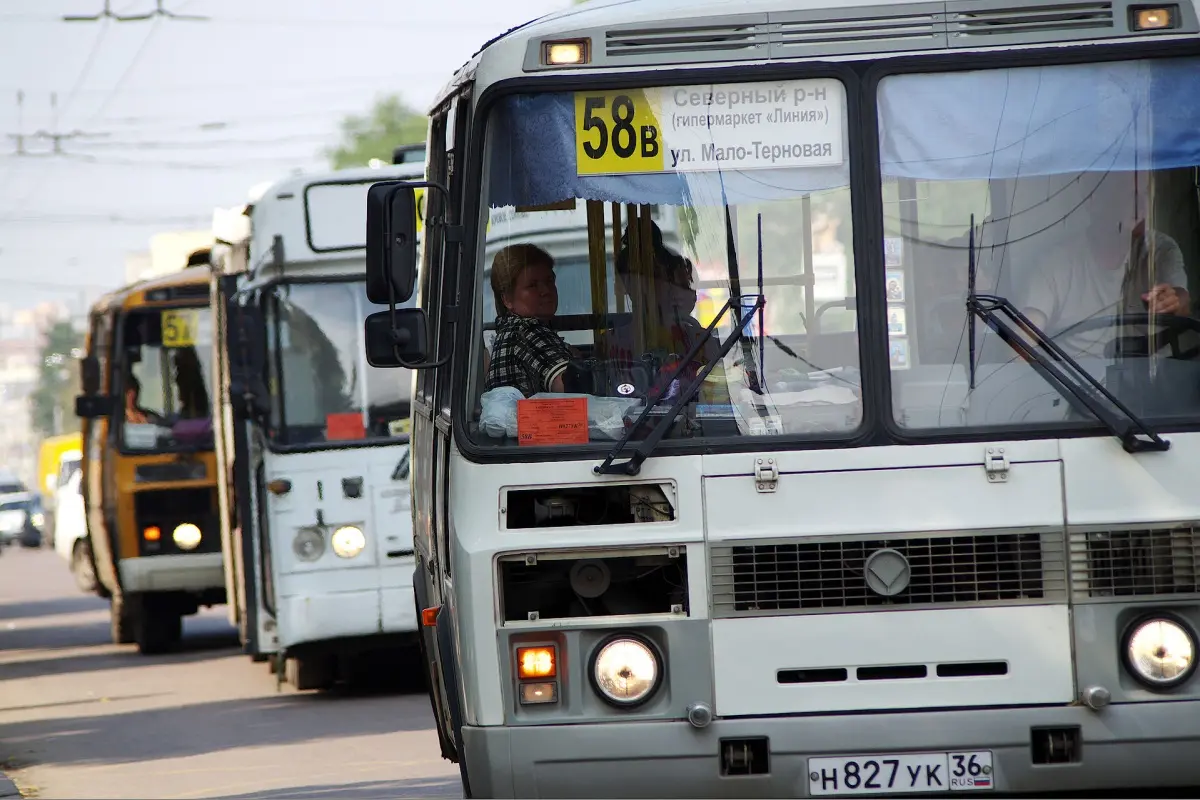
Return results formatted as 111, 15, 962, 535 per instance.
517, 646, 556, 679
143, 525, 161, 541
421, 606, 441, 627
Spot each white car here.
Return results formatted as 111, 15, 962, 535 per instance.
52, 470, 95, 593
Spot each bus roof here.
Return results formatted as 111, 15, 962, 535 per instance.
90, 263, 212, 316
436, 0, 1199, 107
247, 161, 426, 277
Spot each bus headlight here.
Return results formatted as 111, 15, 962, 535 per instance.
331, 526, 366, 559
293, 528, 325, 562
172, 523, 202, 551
1123, 616, 1196, 689
590, 634, 662, 707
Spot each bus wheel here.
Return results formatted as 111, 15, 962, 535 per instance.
135, 597, 182, 655
71, 540, 97, 594
285, 655, 335, 692
110, 596, 136, 645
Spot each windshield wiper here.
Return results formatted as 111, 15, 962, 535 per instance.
963, 221, 1168, 454
594, 295, 765, 476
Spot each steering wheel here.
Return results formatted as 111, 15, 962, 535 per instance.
1052, 313, 1200, 361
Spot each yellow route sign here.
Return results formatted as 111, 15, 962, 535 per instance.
161, 309, 199, 348
574, 90, 664, 176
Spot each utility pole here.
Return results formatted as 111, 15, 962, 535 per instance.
7, 91, 25, 155
3, 93, 109, 157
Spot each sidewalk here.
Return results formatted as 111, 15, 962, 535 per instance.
0, 772, 19, 798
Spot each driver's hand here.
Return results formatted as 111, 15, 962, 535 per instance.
1143, 283, 1183, 314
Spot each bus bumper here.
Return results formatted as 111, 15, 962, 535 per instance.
278, 586, 418, 650
118, 553, 224, 594
461, 700, 1200, 798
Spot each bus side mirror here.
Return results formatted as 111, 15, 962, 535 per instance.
80, 356, 100, 396
229, 302, 272, 423
75, 394, 113, 419
366, 181, 419, 305
364, 309, 428, 368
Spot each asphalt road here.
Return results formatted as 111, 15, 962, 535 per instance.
0, 546, 461, 800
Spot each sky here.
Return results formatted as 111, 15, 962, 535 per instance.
0, 0, 571, 319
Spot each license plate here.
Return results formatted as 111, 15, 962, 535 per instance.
808, 751, 994, 796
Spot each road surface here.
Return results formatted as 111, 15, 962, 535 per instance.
0, 546, 461, 799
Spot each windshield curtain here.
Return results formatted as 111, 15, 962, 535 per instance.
877, 56, 1200, 431
469, 79, 861, 449
119, 306, 215, 452
265, 280, 414, 446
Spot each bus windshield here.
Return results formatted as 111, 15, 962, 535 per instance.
471, 78, 860, 448
120, 306, 215, 452
880, 55, 1200, 432
265, 280, 414, 447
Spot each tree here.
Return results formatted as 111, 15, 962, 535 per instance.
326, 94, 427, 169
30, 321, 84, 438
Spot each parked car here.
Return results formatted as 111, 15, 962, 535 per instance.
52, 469, 95, 592
0, 492, 44, 548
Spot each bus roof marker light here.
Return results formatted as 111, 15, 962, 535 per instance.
1130, 5, 1177, 29
543, 39, 590, 66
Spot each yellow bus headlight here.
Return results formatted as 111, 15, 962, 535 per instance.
172, 523, 201, 550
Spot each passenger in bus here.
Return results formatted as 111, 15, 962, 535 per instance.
124, 376, 163, 425
1018, 172, 1191, 358
606, 222, 721, 394
483, 243, 574, 397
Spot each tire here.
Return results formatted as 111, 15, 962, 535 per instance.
110, 595, 136, 645
135, 597, 182, 656
71, 540, 98, 594
285, 655, 336, 691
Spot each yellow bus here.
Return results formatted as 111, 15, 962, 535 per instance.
75, 261, 224, 655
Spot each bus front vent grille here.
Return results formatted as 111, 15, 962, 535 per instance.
711, 531, 1064, 617
1070, 525, 1200, 601
948, 2, 1114, 36
606, 23, 767, 59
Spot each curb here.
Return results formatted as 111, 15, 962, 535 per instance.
0, 772, 19, 798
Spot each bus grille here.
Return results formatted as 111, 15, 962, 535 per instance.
948, 2, 1114, 36
711, 531, 1065, 617
606, 23, 767, 59
1070, 526, 1200, 600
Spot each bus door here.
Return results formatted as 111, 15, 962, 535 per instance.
220, 277, 277, 655
80, 310, 121, 598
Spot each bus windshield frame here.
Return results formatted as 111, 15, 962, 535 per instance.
262, 275, 416, 452
450, 43, 1200, 463
115, 303, 216, 455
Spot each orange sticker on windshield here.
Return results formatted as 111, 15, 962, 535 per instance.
517, 398, 588, 446
326, 412, 365, 441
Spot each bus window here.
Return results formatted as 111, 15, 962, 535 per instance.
880, 56, 1200, 431
120, 307, 214, 451
265, 281, 415, 446
471, 82, 860, 445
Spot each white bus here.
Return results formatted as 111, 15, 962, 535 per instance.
363, 0, 1200, 794
210, 160, 426, 690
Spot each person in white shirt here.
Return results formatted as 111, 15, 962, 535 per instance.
1018, 172, 1190, 360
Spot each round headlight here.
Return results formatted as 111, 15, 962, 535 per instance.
590, 634, 662, 707
172, 523, 202, 551
293, 528, 325, 562
331, 526, 366, 559
1123, 616, 1196, 689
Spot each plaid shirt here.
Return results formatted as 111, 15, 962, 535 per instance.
484, 314, 572, 398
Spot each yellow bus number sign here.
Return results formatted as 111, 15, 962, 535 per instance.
161, 309, 198, 348
575, 90, 664, 176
